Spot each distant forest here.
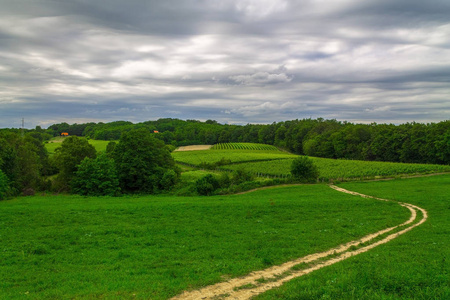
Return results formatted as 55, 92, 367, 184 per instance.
42, 118, 449, 165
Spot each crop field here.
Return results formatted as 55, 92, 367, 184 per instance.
0, 185, 408, 299
256, 174, 450, 299
172, 149, 296, 166
173, 144, 450, 181
223, 157, 450, 180
211, 143, 279, 151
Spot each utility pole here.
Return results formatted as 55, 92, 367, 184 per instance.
21, 118, 24, 136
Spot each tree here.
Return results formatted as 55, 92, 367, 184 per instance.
71, 153, 120, 196
0, 169, 10, 200
113, 129, 177, 193
290, 156, 319, 183
53, 136, 97, 190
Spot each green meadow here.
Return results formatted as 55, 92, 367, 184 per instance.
0, 185, 408, 299
5, 140, 448, 299
255, 174, 450, 299
45, 138, 112, 155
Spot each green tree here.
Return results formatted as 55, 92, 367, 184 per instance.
0, 169, 10, 200
105, 141, 116, 157
113, 129, 177, 193
71, 153, 120, 196
53, 136, 97, 190
290, 156, 319, 183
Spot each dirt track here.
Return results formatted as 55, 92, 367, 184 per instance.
171, 185, 427, 300
174, 145, 212, 151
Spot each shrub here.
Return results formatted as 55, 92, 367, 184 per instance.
218, 172, 231, 188
159, 169, 179, 190
232, 168, 253, 185
195, 174, 220, 196
290, 156, 319, 183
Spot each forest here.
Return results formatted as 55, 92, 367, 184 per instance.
47, 118, 449, 164
0, 118, 449, 199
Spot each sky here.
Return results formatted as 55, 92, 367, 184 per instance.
1, 0, 450, 129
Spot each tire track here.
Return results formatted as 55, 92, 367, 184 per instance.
171, 185, 427, 300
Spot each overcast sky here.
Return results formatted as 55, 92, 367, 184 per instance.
1, 0, 449, 128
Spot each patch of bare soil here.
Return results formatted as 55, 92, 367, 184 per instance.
174, 145, 212, 151
171, 185, 427, 300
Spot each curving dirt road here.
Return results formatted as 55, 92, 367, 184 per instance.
171, 185, 427, 300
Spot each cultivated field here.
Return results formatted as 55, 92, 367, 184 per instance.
211, 143, 279, 151
173, 143, 450, 181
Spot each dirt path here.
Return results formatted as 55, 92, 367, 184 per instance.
174, 145, 212, 151
171, 185, 427, 300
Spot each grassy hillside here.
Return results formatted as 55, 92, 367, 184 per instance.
173, 143, 450, 182
0, 185, 407, 299
256, 174, 450, 299
45, 137, 112, 155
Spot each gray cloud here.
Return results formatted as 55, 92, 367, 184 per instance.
0, 0, 449, 128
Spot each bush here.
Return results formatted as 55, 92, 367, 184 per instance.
195, 174, 220, 196
159, 169, 179, 190
71, 153, 120, 196
218, 172, 231, 188
231, 168, 253, 185
290, 156, 319, 183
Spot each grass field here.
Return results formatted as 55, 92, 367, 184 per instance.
0, 185, 408, 299
45, 137, 113, 155
255, 174, 450, 299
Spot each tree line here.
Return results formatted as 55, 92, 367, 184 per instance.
0, 128, 178, 199
1, 118, 448, 199
48, 118, 449, 164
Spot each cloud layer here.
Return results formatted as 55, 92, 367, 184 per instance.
0, 0, 449, 128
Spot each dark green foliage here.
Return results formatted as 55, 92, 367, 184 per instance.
40, 118, 450, 165
0, 132, 51, 194
195, 174, 220, 195
0, 170, 9, 200
290, 156, 319, 182
53, 136, 97, 191
54, 136, 97, 176
159, 169, 179, 191
71, 153, 120, 196
218, 172, 232, 187
105, 141, 116, 157
113, 129, 177, 193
